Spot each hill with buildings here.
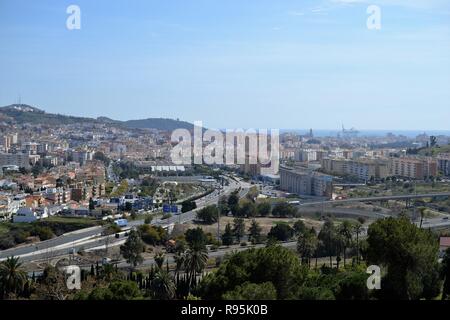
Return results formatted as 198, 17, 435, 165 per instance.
0, 104, 193, 131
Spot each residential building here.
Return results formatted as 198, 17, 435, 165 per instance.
0, 153, 30, 169
280, 166, 333, 198
437, 154, 450, 176
321, 158, 390, 180
390, 157, 438, 179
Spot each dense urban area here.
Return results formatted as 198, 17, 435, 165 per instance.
0, 104, 450, 300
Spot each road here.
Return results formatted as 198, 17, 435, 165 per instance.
0, 175, 251, 263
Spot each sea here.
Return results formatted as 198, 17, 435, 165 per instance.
280, 129, 450, 138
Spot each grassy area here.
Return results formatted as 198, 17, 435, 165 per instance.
0, 216, 104, 250
0, 223, 9, 237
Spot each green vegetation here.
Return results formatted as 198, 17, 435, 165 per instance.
268, 223, 294, 242
2, 215, 448, 301
138, 224, 168, 246
366, 216, 441, 299
196, 205, 218, 224
0, 217, 101, 250
111, 180, 129, 196
120, 230, 144, 268
181, 200, 197, 213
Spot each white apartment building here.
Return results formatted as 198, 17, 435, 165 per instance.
0, 153, 31, 169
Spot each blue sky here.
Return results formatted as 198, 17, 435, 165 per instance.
0, 0, 449, 130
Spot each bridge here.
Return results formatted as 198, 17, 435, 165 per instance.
298, 192, 450, 207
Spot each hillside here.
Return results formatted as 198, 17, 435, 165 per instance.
0, 104, 100, 126
123, 118, 194, 131
0, 104, 193, 131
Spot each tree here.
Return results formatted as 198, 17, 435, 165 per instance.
36, 265, 69, 300
198, 245, 305, 300
297, 229, 318, 267
272, 202, 297, 217
108, 280, 142, 300
120, 230, 144, 268
338, 220, 353, 267
268, 223, 294, 242
218, 195, 229, 216
185, 228, 208, 251
256, 201, 271, 217
149, 270, 176, 300
366, 217, 441, 300
318, 219, 337, 268
222, 282, 277, 300
181, 200, 197, 213
227, 192, 240, 216
93, 151, 110, 165
184, 246, 208, 289
238, 199, 257, 218
248, 219, 262, 244
196, 205, 219, 224
334, 271, 370, 300
293, 220, 307, 236
88, 197, 95, 210
222, 223, 234, 246
139, 225, 167, 246
353, 222, 364, 264
0, 256, 27, 299
144, 215, 153, 225
442, 248, 450, 300
232, 218, 246, 243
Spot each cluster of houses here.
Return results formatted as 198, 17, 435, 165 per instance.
0, 190, 154, 223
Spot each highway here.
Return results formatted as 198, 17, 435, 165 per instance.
0, 176, 251, 263
6, 178, 448, 265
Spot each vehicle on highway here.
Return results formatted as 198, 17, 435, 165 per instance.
114, 219, 128, 228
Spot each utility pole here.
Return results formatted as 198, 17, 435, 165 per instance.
217, 176, 224, 242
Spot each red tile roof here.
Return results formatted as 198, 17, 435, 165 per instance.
440, 237, 450, 247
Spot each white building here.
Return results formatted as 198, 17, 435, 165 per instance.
13, 207, 48, 223
0, 153, 30, 169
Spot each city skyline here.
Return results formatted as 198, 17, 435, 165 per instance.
1, 0, 449, 130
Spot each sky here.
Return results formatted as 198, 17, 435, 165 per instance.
0, 0, 449, 130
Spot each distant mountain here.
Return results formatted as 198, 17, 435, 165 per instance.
0, 104, 194, 131
0, 104, 100, 126
123, 118, 194, 131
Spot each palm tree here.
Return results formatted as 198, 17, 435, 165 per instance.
0, 256, 27, 298
173, 251, 185, 279
353, 222, 364, 264
99, 263, 116, 281
297, 229, 318, 267
150, 270, 176, 300
183, 247, 208, 289
338, 220, 353, 267
318, 219, 336, 268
